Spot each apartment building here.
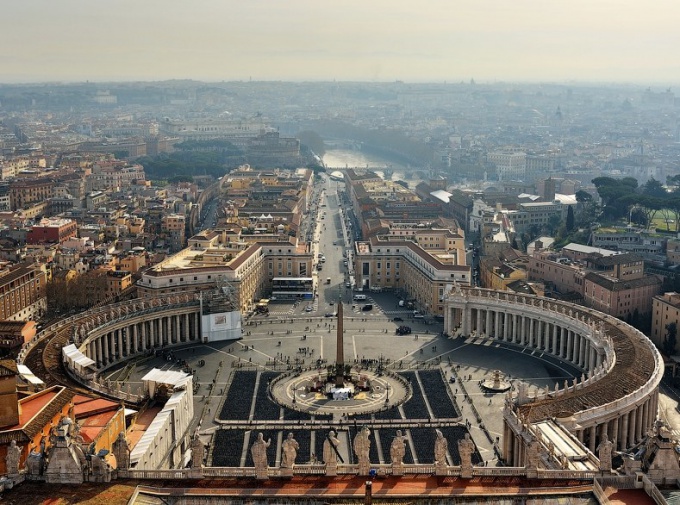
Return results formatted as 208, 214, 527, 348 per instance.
137, 237, 313, 313
161, 214, 186, 252
651, 292, 680, 352
26, 218, 78, 245
0, 262, 48, 321
9, 179, 54, 210
507, 201, 566, 233
487, 150, 526, 181
353, 236, 471, 316
528, 250, 586, 297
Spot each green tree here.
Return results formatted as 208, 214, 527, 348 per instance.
641, 177, 667, 198
566, 205, 575, 232
575, 190, 593, 204
664, 322, 677, 356
592, 177, 638, 219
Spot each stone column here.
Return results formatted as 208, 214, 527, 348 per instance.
196, 312, 202, 340
560, 327, 567, 358
125, 326, 131, 357
102, 334, 109, 365
636, 404, 644, 442
588, 425, 597, 453
567, 330, 573, 361
628, 409, 637, 445
621, 412, 629, 449
132, 324, 138, 354
117, 329, 123, 360
611, 418, 619, 450
476, 308, 482, 335
95, 337, 102, 365
486, 310, 492, 337
529, 319, 535, 347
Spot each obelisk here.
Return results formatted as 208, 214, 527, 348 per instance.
335, 301, 344, 387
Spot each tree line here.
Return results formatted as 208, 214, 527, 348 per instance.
593, 176, 680, 231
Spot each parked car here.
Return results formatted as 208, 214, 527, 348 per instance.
396, 325, 412, 335
361, 304, 373, 311
324, 312, 336, 318
393, 317, 404, 322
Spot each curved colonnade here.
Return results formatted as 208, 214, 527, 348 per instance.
443, 287, 663, 459
59, 294, 203, 398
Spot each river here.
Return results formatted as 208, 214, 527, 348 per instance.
322, 149, 422, 186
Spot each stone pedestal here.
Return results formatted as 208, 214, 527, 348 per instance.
255, 466, 269, 480
326, 462, 337, 476
391, 462, 404, 476
435, 462, 448, 476
357, 461, 369, 476
460, 463, 472, 479
280, 466, 294, 477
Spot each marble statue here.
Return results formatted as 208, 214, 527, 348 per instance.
323, 430, 341, 476
390, 430, 406, 466
191, 431, 205, 469
458, 433, 475, 472
251, 432, 271, 479
434, 429, 448, 468
6, 439, 22, 476
112, 432, 130, 470
281, 432, 299, 469
597, 434, 614, 472
353, 426, 371, 475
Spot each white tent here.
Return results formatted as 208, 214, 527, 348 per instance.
62, 344, 96, 374
141, 368, 190, 399
17, 364, 44, 386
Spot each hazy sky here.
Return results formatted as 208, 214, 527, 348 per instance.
3, 0, 678, 84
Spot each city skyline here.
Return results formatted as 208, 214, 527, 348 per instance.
2, 0, 679, 84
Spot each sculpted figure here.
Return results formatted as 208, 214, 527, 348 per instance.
112, 432, 131, 470
458, 433, 475, 471
323, 430, 340, 465
191, 431, 205, 469
353, 426, 371, 468
281, 432, 299, 468
6, 439, 22, 475
251, 432, 271, 470
597, 434, 614, 472
434, 429, 448, 468
390, 430, 406, 465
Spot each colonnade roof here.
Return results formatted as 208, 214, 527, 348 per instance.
517, 315, 656, 422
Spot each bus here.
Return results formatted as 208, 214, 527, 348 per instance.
271, 277, 314, 300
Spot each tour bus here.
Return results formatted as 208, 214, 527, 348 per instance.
353, 294, 367, 301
